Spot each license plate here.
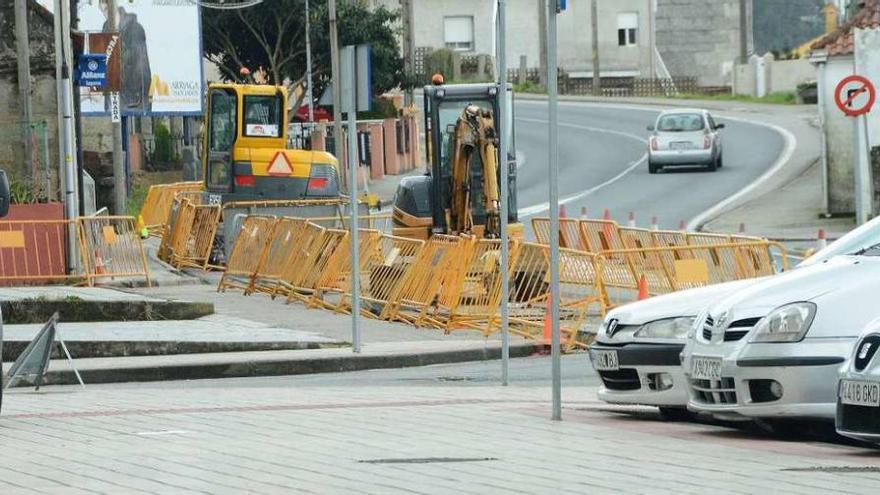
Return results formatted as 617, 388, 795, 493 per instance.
670, 141, 693, 150
839, 380, 880, 407
691, 356, 722, 380
591, 349, 619, 371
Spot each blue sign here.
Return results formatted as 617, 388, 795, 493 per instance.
557, 0, 566, 12
75, 54, 108, 88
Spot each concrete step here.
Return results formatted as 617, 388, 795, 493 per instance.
6, 340, 538, 387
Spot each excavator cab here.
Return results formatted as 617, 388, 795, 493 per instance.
203, 83, 341, 204
392, 83, 518, 239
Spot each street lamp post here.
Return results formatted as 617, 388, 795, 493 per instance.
547, 0, 562, 422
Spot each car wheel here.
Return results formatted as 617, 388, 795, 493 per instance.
658, 407, 693, 422
706, 158, 717, 172
649, 161, 660, 174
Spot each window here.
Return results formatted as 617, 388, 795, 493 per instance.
656, 113, 705, 132
209, 89, 236, 152
243, 95, 282, 137
444, 16, 474, 51
617, 13, 638, 47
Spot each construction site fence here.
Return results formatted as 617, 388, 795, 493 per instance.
139, 181, 204, 236
0, 216, 150, 287
217, 214, 610, 351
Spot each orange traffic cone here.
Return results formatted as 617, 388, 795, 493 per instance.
95, 248, 106, 275
533, 295, 553, 355
637, 274, 650, 300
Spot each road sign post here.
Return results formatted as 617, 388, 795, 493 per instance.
342, 44, 372, 354
834, 74, 876, 225
548, 0, 562, 421
497, 0, 511, 386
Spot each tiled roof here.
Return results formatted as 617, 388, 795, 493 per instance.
812, 0, 880, 56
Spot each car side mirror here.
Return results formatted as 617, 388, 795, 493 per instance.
715, 123, 725, 130
646, 125, 655, 131
0, 170, 10, 218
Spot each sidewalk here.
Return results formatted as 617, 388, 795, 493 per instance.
1, 366, 877, 494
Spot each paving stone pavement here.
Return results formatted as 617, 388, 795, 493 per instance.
2, 372, 880, 494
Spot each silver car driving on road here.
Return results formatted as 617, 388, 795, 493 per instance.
647, 109, 724, 173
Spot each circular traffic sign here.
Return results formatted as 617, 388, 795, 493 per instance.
835, 75, 876, 117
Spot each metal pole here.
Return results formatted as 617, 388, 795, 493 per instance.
739, 0, 748, 63
347, 53, 361, 354
591, 0, 600, 95
854, 113, 872, 224
74, 9, 85, 213
14, 0, 34, 178
108, 0, 125, 214
305, 0, 314, 123
329, 0, 346, 190
498, 0, 510, 386
401, 0, 415, 107
547, 0, 562, 422
538, 0, 548, 89
59, 0, 80, 272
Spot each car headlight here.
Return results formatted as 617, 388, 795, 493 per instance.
633, 317, 695, 339
749, 302, 816, 343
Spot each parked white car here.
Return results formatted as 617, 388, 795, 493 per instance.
836, 317, 880, 443
590, 279, 760, 418
682, 253, 880, 426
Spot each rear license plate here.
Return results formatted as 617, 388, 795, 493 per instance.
591, 349, 619, 371
839, 380, 880, 407
691, 356, 722, 380
670, 141, 693, 150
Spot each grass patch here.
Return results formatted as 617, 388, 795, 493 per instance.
512, 81, 546, 94
670, 91, 797, 105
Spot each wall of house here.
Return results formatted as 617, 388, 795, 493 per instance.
733, 55, 814, 96
378, 0, 652, 77
817, 55, 856, 215
655, 0, 746, 86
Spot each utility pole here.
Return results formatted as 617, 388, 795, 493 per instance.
329, 0, 345, 189
14, 0, 34, 179
305, 0, 314, 123
108, 0, 126, 214
401, 0, 415, 107
56, 0, 80, 272
538, 0, 547, 88
547, 0, 561, 422
647, 0, 655, 78
498, 0, 510, 386
738, 0, 748, 63
591, 0, 600, 95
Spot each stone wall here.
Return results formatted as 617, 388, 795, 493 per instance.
655, 0, 748, 86
0, 0, 60, 196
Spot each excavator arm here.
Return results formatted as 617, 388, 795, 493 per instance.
448, 105, 501, 238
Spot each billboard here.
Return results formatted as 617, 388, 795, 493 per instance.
41, 0, 204, 116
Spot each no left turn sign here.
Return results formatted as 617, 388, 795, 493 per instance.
835, 75, 876, 117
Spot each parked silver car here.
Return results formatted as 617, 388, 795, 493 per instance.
836, 317, 880, 443
647, 109, 724, 173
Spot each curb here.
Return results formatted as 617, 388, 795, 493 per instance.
1, 299, 215, 325
23, 343, 539, 387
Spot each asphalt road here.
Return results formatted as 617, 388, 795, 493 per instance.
513, 100, 786, 230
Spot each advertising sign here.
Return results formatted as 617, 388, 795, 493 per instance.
75, 53, 108, 87
43, 0, 204, 116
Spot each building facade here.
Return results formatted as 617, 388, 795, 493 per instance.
375, 0, 760, 86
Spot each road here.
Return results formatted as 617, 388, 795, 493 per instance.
513, 100, 787, 230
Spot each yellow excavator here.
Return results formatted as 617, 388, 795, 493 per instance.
391, 82, 520, 240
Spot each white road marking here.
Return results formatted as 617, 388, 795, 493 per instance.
134, 430, 188, 436
514, 116, 648, 218
685, 117, 797, 231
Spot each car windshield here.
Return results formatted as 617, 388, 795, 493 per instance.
800, 215, 880, 266
656, 113, 705, 132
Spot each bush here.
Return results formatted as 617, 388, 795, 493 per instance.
424, 48, 456, 82
151, 120, 175, 168
513, 81, 546, 94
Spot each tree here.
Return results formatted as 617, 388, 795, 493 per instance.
202, 0, 408, 112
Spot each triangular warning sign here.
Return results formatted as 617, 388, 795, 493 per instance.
267, 152, 294, 176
